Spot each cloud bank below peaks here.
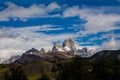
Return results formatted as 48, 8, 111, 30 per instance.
96, 36, 120, 51
0, 25, 74, 59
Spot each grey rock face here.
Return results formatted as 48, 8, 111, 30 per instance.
52, 42, 63, 52
62, 38, 77, 51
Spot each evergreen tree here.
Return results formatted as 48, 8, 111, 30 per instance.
58, 56, 93, 80
38, 74, 50, 80
4, 65, 28, 80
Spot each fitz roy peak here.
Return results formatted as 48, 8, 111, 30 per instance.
52, 38, 78, 54
62, 38, 77, 52
0, 38, 95, 64
52, 38, 94, 56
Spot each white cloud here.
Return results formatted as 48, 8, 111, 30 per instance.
0, 2, 61, 21
47, 2, 61, 11
63, 6, 120, 34
11, 25, 64, 33
0, 36, 52, 58
76, 36, 120, 52
0, 3, 120, 59
63, 6, 120, 51
0, 49, 24, 59
84, 14, 120, 34
85, 33, 120, 52
63, 6, 80, 17
0, 25, 75, 59
88, 32, 120, 42
96, 36, 120, 51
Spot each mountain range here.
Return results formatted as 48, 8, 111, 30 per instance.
0, 38, 120, 64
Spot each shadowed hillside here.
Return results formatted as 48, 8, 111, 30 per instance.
0, 49, 120, 80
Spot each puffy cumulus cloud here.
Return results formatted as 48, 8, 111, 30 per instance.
96, 36, 120, 51
47, 2, 61, 11
0, 2, 61, 21
63, 6, 120, 34
0, 25, 75, 59
84, 14, 120, 34
75, 42, 99, 51
63, 6, 80, 17
0, 49, 24, 59
0, 36, 53, 58
88, 32, 120, 42
76, 36, 120, 52
63, 6, 120, 51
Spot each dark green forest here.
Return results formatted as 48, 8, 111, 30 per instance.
0, 56, 120, 80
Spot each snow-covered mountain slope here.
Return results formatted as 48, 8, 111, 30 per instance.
0, 38, 95, 64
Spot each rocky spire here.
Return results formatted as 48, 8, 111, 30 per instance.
52, 42, 64, 52
62, 38, 77, 51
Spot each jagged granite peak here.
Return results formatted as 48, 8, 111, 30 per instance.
62, 38, 77, 51
88, 50, 95, 55
0, 38, 96, 64
52, 42, 64, 52
77, 47, 95, 57
81, 47, 88, 52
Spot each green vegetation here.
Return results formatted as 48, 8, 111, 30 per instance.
0, 56, 120, 80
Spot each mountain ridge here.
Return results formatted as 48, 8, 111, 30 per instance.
89, 50, 120, 60
2, 38, 119, 64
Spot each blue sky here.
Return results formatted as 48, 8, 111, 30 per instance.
0, 0, 120, 58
